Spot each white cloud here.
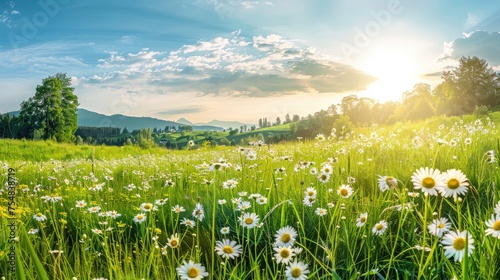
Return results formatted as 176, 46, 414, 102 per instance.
440, 31, 500, 66
82, 32, 375, 97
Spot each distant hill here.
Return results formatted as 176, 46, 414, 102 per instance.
176, 118, 255, 130
3, 108, 224, 132
77, 108, 224, 131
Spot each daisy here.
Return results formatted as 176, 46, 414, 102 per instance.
164, 179, 175, 187
237, 201, 251, 211
285, 260, 310, 280
356, 212, 368, 227
218, 199, 227, 205
302, 196, 316, 207
75, 200, 87, 208
274, 247, 296, 264
167, 233, 180, 248
246, 151, 257, 160
317, 173, 330, 183
485, 214, 500, 238
33, 213, 47, 222
140, 202, 157, 212
91, 228, 102, 235
315, 208, 327, 216
155, 198, 168, 205
440, 169, 469, 199
315, 133, 325, 141
337, 185, 354, 198
441, 230, 474, 262
176, 260, 209, 280
495, 201, 500, 215
220, 227, 230, 234
411, 167, 445, 196
133, 213, 147, 224
239, 212, 260, 229
28, 228, 39, 234
309, 167, 318, 175
377, 176, 397, 192
181, 218, 196, 228
214, 239, 243, 259
192, 203, 205, 221
304, 187, 317, 198
172, 205, 186, 213
88, 206, 101, 213
427, 217, 451, 238
372, 220, 388, 236
320, 164, 333, 174
256, 196, 268, 205
274, 225, 297, 247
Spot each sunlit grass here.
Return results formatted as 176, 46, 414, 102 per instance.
1, 113, 499, 279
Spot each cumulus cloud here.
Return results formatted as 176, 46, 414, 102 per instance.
441, 31, 500, 66
83, 33, 375, 97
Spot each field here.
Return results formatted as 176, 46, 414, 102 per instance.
1, 114, 500, 280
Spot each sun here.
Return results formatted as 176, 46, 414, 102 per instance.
358, 48, 422, 103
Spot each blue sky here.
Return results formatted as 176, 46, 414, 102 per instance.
1, 0, 499, 123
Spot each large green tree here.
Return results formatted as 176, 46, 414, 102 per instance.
435, 56, 500, 115
18, 73, 79, 142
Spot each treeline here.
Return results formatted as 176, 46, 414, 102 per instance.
257, 56, 500, 140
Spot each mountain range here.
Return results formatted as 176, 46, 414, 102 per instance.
176, 118, 254, 130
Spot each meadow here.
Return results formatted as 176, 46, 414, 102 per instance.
1, 113, 500, 280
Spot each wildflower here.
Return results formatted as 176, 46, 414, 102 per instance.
220, 227, 230, 234
304, 187, 317, 198
317, 173, 330, 183
48, 250, 64, 254
315, 133, 325, 141
237, 201, 251, 211
33, 213, 47, 222
408, 192, 419, 198
356, 212, 368, 227
315, 208, 327, 216
75, 200, 87, 208
218, 199, 227, 205
274, 225, 297, 247
181, 218, 196, 228
140, 202, 157, 212
188, 140, 195, 146
320, 164, 333, 174
41, 194, 62, 203
377, 176, 397, 192
485, 214, 500, 238
337, 185, 354, 198
176, 260, 209, 280
464, 138, 472, 145
133, 213, 147, 224
411, 167, 444, 196
214, 239, 243, 259
239, 212, 260, 229
495, 201, 500, 215
427, 217, 451, 238
28, 228, 39, 235
246, 151, 257, 160
397, 202, 411, 211
285, 260, 310, 280
309, 167, 318, 175
172, 205, 186, 213
238, 191, 248, 197
440, 169, 469, 199
256, 196, 268, 204
302, 196, 316, 207
167, 233, 180, 248
192, 203, 205, 221
164, 179, 175, 187
441, 230, 474, 262
223, 179, 238, 189
91, 228, 102, 235
88, 206, 101, 213
372, 220, 388, 236
155, 198, 168, 205
274, 246, 296, 264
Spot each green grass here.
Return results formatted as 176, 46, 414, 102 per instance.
1, 113, 500, 279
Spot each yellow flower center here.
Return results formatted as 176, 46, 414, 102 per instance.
291, 268, 302, 277
281, 234, 291, 243
170, 240, 178, 247
187, 267, 199, 278
453, 237, 466, 251
137, 215, 143, 220
376, 224, 384, 230
385, 176, 394, 183
493, 220, 500, 231
340, 188, 349, 196
245, 218, 254, 225
280, 249, 290, 258
421, 177, 435, 189
144, 204, 152, 210
222, 246, 233, 254
438, 223, 445, 229
37, 213, 43, 217
360, 217, 366, 223
307, 191, 314, 196
447, 178, 460, 190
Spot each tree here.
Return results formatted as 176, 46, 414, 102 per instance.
438, 56, 500, 114
18, 73, 79, 142
275, 117, 281, 126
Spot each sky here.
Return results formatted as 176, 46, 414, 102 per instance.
1, 0, 499, 124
